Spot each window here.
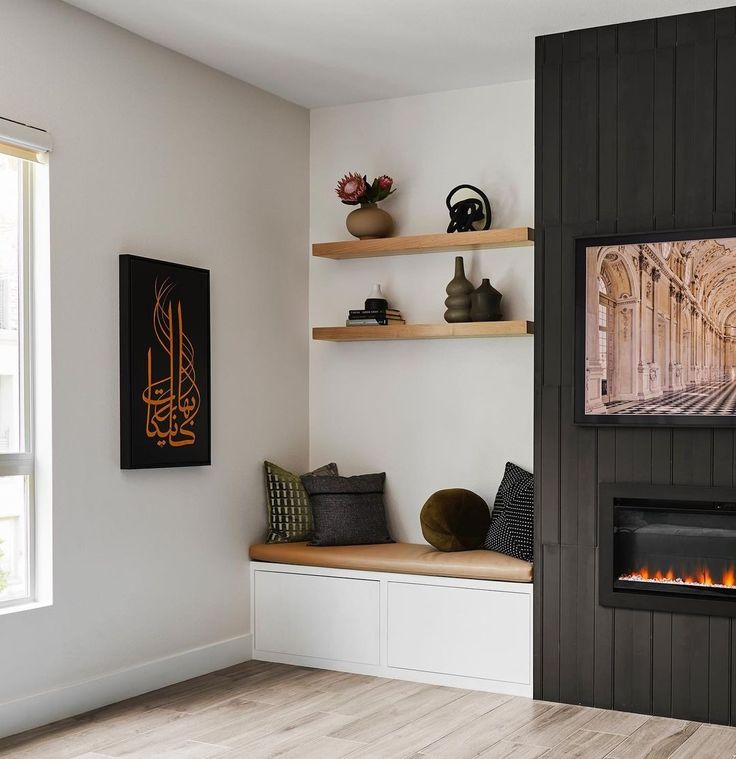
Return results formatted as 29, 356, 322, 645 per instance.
0, 126, 49, 609
597, 277, 609, 398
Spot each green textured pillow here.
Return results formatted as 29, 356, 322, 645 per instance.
420, 488, 490, 552
264, 461, 338, 543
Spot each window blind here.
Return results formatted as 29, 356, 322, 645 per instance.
0, 116, 51, 164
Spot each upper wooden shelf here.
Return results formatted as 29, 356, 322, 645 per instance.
313, 321, 534, 342
312, 227, 534, 260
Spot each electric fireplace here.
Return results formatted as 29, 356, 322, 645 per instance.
599, 483, 736, 616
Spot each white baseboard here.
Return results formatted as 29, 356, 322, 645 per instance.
253, 650, 533, 698
0, 633, 253, 739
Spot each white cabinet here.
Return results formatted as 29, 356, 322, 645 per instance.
251, 562, 533, 696
254, 570, 380, 664
387, 581, 531, 685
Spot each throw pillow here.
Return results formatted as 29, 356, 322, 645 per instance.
483, 462, 534, 562
264, 461, 338, 543
300, 472, 393, 546
420, 489, 490, 551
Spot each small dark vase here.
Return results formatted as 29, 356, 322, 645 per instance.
444, 256, 474, 323
470, 278, 503, 321
365, 283, 388, 311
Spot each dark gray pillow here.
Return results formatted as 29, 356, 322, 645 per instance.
483, 462, 534, 562
300, 472, 393, 546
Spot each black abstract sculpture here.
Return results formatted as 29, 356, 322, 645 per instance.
445, 184, 492, 233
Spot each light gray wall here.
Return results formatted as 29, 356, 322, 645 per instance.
310, 81, 534, 542
0, 0, 309, 732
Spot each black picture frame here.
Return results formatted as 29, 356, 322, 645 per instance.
575, 226, 736, 427
120, 254, 211, 469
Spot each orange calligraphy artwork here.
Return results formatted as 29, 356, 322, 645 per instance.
142, 278, 200, 448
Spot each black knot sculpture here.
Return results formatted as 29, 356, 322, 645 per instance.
445, 184, 492, 233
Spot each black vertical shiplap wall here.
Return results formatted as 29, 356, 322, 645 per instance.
535, 8, 736, 724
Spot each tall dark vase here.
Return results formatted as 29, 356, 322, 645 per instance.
470, 278, 503, 321
444, 256, 474, 323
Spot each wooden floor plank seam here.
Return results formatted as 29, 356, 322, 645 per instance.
2, 662, 736, 758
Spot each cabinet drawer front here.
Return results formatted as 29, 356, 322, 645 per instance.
254, 570, 380, 664
387, 581, 531, 684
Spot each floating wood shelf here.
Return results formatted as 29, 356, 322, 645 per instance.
312, 321, 534, 342
312, 227, 534, 260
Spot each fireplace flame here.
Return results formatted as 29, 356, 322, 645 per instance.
620, 563, 736, 590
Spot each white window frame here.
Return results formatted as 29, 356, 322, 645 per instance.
0, 158, 36, 610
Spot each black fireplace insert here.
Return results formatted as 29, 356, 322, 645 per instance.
599, 483, 736, 616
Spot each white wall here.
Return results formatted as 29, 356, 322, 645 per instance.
0, 0, 309, 734
310, 81, 534, 542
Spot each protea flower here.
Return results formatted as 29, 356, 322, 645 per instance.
335, 172, 367, 205
371, 174, 396, 202
336, 172, 396, 206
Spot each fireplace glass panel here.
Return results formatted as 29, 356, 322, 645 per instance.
613, 498, 736, 598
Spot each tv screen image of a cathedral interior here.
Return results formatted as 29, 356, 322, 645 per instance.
584, 236, 736, 417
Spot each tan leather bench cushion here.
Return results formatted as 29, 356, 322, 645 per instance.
249, 542, 533, 583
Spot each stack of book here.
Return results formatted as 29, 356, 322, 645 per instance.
346, 308, 405, 326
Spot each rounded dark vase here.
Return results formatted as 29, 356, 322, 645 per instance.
444, 256, 474, 323
470, 278, 503, 321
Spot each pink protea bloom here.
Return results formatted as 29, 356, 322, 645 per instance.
335, 172, 366, 203
378, 175, 393, 190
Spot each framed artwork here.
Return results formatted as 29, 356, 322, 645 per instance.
120, 255, 211, 468
575, 226, 736, 427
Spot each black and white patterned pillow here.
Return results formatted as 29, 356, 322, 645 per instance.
483, 462, 534, 562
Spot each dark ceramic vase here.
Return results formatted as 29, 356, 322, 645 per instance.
444, 256, 474, 323
365, 283, 388, 311
470, 278, 503, 321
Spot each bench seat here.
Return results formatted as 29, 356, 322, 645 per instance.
250, 541, 533, 696
249, 541, 533, 582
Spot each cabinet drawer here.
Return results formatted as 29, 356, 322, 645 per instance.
387, 581, 531, 684
254, 570, 380, 664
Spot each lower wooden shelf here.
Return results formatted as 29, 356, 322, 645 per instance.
312, 321, 534, 342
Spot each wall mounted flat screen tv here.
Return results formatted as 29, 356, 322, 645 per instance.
575, 227, 736, 427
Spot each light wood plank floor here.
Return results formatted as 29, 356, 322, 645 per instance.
2, 661, 736, 758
